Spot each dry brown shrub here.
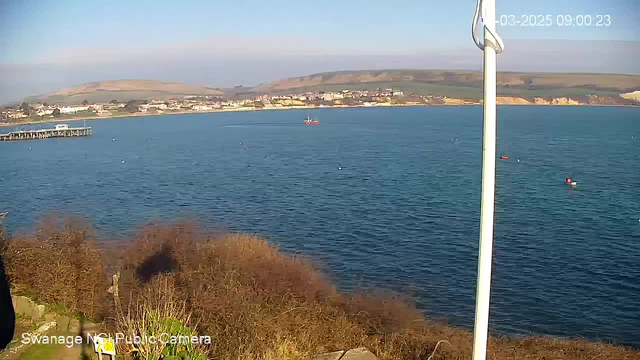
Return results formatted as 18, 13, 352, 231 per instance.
111, 222, 640, 360
345, 293, 425, 335
4, 217, 639, 360
114, 223, 359, 358
4, 215, 108, 319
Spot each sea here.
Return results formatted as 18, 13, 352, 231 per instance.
1, 106, 639, 347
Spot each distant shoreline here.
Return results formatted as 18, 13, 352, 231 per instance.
1, 102, 638, 129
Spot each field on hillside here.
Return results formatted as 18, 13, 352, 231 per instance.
26, 80, 224, 105
254, 70, 640, 99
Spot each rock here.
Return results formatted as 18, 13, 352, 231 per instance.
69, 319, 80, 333
534, 97, 550, 105
313, 350, 345, 360
496, 96, 533, 105
13, 296, 32, 317
31, 304, 45, 320
341, 347, 379, 360
620, 90, 640, 102
56, 315, 71, 331
44, 313, 57, 322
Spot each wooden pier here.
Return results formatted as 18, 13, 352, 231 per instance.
0, 126, 92, 141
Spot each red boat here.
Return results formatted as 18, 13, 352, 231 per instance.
499, 155, 509, 160
304, 116, 319, 125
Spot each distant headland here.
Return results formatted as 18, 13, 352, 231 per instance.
2, 70, 639, 126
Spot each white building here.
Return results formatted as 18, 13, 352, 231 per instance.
322, 93, 335, 101
59, 106, 90, 114
36, 109, 54, 116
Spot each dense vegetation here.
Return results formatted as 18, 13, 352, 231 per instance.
1, 215, 638, 359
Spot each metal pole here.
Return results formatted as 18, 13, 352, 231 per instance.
472, 0, 498, 359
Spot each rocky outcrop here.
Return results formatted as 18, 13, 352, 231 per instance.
442, 97, 473, 105
12, 296, 45, 320
551, 97, 581, 105
587, 95, 621, 105
497, 97, 533, 105
620, 90, 640, 102
493, 95, 636, 106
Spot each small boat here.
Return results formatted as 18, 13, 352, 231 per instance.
565, 178, 578, 187
304, 116, 319, 125
499, 155, 509, 160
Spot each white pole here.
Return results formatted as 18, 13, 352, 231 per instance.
472, 0, 498, 359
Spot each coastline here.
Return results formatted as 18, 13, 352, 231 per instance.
1, 102, 638, 129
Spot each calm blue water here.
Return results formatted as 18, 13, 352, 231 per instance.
1, 106, 639, 347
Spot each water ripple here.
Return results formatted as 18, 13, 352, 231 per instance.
1, 107, 639, 347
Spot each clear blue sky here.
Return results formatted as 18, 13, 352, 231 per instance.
0, 0, 638, 103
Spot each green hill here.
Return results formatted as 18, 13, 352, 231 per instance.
251, 70, 640, 99
28, 80, 224, 105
